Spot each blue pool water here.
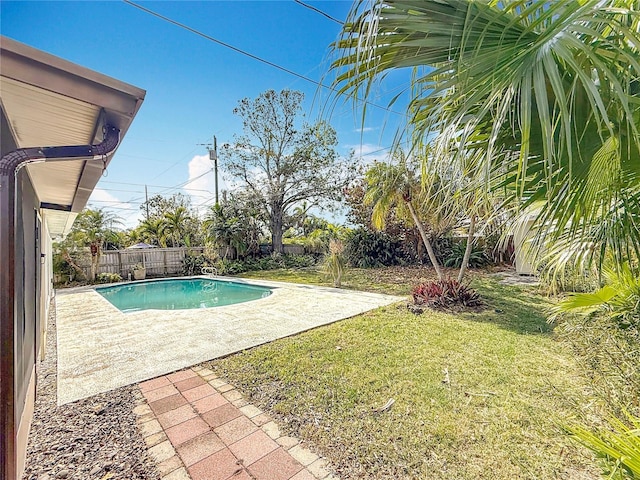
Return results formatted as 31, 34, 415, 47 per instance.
97, 278, 272, 312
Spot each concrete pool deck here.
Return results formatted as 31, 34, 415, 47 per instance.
55, 277, 403, 405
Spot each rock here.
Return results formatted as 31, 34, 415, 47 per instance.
56, 469, 70, 479
89, 465, 101, 476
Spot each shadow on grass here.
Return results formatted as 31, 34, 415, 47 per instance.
462, 277, 554, 335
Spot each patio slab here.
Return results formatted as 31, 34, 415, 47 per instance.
56, 278, 403, 404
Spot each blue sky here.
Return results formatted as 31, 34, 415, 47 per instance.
2, 1, 410, 227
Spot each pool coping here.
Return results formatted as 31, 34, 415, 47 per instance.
93, 277, 275, 313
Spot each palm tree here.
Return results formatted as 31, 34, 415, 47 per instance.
332, 0, 640, 273
204, 204, 247, 260
433, 151, 502, 282
162, 206, 190, 248
364, 158, 444, 280
138, 218, 168, 247
72, 208, 122, 281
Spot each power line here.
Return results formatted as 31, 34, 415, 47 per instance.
293, 0, 344, 25
96, 185, 213, 194
100, 180, 211, 192
121, 0, 405, 117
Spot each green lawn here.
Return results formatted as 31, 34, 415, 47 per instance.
207, 267, 599, 479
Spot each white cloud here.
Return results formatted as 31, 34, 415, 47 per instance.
184, 154, 228, 215
353, 127, 377, 133
87, 188, 139, 229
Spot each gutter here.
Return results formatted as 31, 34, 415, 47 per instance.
0, 125, 120, 480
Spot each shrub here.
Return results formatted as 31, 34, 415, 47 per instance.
539, 262, 601, 294
558, 314, 640, 413
281, 254, 318, 268
182, 253, 213, 276
212, 254, 318, 276
96, 272, 122, 284
345, 228, 405, 268
323, 240, 347, 287
444, 241, 488, 268
430, 234, 454, 265
214, 259, 247, 275
412, 279, 483, 309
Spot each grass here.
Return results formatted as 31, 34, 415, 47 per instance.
207, 267, 599, 479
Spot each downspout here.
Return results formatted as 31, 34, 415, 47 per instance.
0, 125, 120, 480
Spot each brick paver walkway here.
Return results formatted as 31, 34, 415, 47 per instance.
134, 366, 338, 480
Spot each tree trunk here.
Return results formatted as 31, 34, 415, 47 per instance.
90, 243, 101, 282
271, 209, 284, 254
62, 251, 86, 281
458, 215, 477, 282
406, 201, 444, 281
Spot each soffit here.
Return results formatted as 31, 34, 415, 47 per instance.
0, 36, 146, 237
0, 76, 100, 147
42, 210, 78, 241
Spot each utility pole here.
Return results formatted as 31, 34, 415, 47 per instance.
198, 136, 219, 206
144, 184, 149, 220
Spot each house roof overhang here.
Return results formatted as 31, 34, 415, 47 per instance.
0, 36, 146, 237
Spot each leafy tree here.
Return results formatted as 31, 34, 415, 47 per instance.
221, 89, 356, 254
425, 150, 504, 281
204, 192, 262, 259
57, 208, 122, 282
135, 193, 202, 247
140, 193, 191, 222
332, 0, 640, 275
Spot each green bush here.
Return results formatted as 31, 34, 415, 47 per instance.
96, 272, 123, 284
558, 314, 640, 412
444, 241, 489, 268
539, 262, 601, 294
345, 228, 405, 268
430, 234, 454, 265
182, 253, 213, 276
214, 254, 319, 276
215, 259, 248, 275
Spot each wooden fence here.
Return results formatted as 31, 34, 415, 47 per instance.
81, 247, 206, 279
80, 244, 306, 279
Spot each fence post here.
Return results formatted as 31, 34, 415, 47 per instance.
163, 249, 167, 276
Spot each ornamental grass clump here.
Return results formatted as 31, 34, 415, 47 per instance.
323, 239, 347, 287
412, 278, 483, 310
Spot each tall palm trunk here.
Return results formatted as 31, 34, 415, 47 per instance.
90, 241, 101, 282
62, 250, 86, 281
406, 201, 444, 280
458, 215, 476, 282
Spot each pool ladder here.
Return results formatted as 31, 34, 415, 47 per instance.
201, 266, 218, 277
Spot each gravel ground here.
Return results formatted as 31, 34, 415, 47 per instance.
22, 299, 160, 480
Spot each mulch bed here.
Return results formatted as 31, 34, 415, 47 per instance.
21, 299, 159, 480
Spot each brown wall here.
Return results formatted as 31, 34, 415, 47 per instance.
14, 169, 41, 479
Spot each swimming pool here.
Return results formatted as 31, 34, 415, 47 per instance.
96, 278, 272, 312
